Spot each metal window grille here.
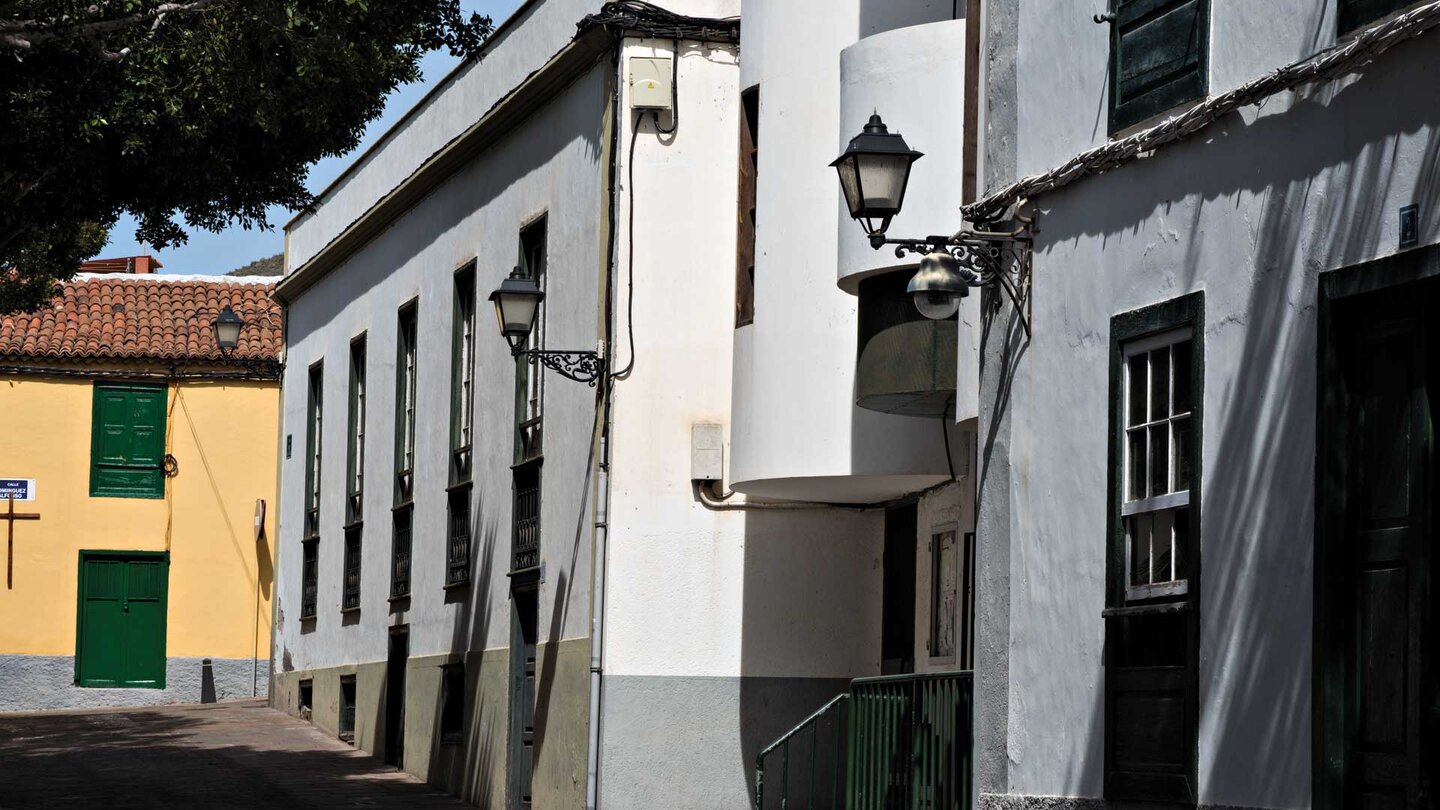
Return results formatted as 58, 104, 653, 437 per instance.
342, 528, 362, 611
447, 489, 472, 586
300, 539, 319, 619
512, 469, 540, 572
390, 506, 412, 599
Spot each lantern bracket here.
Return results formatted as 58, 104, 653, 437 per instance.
871, 212, 1037, 338
512, 343, 607, 387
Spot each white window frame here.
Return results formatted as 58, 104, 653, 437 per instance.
1121, 326, 1193, 602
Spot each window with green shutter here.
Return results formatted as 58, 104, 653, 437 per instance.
1338, 0, 1412, 34
90, 383, 167, 499
1109, 0, 1210, 133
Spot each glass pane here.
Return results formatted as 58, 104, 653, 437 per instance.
1150, 346, 1170, 420
1172, 340, 1193, 415
1127, 354, 1147, 427
857, 154, 912, 211
1149, 423, 1169, 497
1128, 514, 1152, 587
1127, 430, 1147, 501
1152, 509, 1174, 582
1172, 507, 1189, 582
1173, 416, 1192, 491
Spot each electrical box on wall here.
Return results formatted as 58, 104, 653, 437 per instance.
629, 57, 673, 110
691, 424, 723, 482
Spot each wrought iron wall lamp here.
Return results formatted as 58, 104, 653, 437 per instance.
832, 114, 1036, 336
489, 268, 606, 386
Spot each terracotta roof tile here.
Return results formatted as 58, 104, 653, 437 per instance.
0, 276, 281, 363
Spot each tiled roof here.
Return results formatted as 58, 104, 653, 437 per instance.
0, 275, 281, 363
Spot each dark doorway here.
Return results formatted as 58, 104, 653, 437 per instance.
1318, 268, 1438, 808
509, 584, 538, 809
384, 626, 408, 767
882, 503, 917, 675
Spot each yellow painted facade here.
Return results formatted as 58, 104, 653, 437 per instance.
0, 374, 278, 662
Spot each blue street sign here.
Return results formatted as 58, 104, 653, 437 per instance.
0, 479, 35, 501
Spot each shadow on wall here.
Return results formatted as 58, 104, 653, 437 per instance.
1022, 33, 1440, 805
857, 0, 957, 40
738, 508, 885, 808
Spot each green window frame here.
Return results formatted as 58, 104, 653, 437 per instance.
395, 301, 419, 505
90, 383, 168, 499
1103, 291, 1204, 804
1108, 0, 1210, 133
451, 263, 477, 485
304, 362, 323, 540
346, 336, 367, 526
74, 550, 168, 688
1337, 0, 1414, 34
515, 218, 546, 464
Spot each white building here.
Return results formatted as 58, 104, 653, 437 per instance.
967, 0, 1440, 807
272, 1, 982, 808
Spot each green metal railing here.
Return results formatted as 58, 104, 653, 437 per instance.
849, 672, 972, 810
755, 692, 850, 810
754, 671, 973, 810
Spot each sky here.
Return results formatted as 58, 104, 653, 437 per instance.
97, 0, 526, 276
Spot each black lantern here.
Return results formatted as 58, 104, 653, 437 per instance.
213, 304, 245, 354
489, 267, 545, 352
831, 113, 924, 240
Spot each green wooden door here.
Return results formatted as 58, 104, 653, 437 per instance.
76, 552, 168, 688
1320, 277, 1437, 807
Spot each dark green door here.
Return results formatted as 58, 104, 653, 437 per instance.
1319, 275, 1438, 807
76, 552, 168, 688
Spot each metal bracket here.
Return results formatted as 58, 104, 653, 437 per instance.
870, 211, 1037, 339
513, 342, 607, 386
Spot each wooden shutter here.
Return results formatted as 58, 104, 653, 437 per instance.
90, 384, 166, 498
1111, 0, 1209, 132
1338, 0, 1409, 34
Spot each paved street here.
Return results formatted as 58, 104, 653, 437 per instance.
0, 700, 468, 809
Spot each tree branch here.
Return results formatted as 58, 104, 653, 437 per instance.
0, 1, 226, 51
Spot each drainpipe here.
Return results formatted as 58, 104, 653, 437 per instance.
586, 39, 624, 810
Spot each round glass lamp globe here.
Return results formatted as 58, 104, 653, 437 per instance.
913, 290, 962, 321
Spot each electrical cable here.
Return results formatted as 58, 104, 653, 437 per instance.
611, 111, 642, 380
651, 39, 680, 135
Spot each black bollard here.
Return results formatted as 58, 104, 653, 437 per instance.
200, 658, 216, 704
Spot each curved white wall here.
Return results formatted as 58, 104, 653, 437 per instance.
731, 0, 962, 503
838, 19, 979, 424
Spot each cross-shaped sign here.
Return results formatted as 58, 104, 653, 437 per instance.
3, 497, 40, 590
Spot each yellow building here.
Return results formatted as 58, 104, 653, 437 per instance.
0, 259, 281, 711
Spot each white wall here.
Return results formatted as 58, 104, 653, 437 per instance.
730, 0, 965, 503
276, 61, 609, 673
983, 2, 1440, 804
837, 19, 980, 424
287, 0, 740, 271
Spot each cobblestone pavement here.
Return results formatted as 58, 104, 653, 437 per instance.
0, 699, 469, 809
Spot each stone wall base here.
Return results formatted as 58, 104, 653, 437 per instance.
0, 654, 266, 712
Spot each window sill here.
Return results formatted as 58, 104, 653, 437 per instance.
340, 606, 361, 615
443, 579, 471, 591
388, 593, 411, 603
1102, 600, 1189, 619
